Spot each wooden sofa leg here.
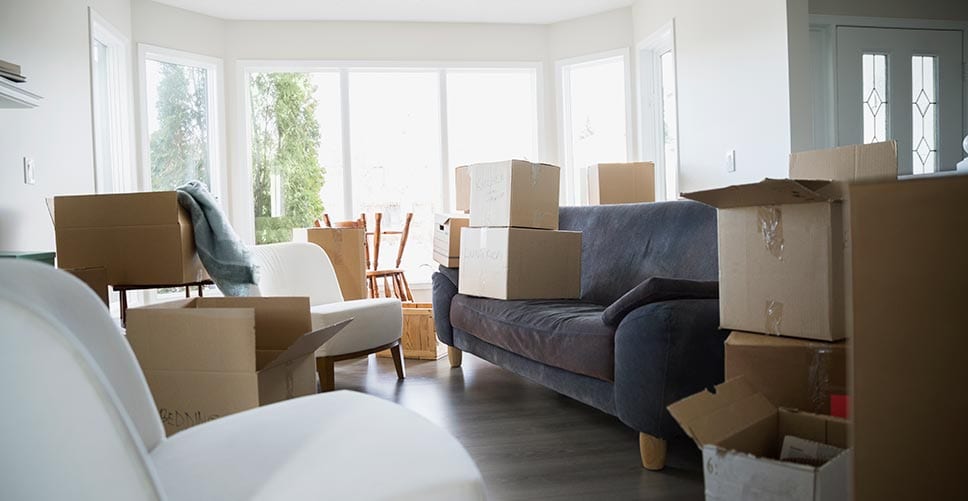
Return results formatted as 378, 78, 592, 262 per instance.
317, 357, 335, 392
639, 433, 667, 471
448, 346, 463, 368
390, 343, 406, 380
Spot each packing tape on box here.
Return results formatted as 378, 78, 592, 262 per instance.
766, 300, 783, 335
807, 348, 833, 413
757, 206, 784, 259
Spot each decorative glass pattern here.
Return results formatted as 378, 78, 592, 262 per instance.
861, 53, 888, 144
911, 55, 938, 174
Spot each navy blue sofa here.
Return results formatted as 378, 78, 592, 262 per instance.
431, 200, 728, 470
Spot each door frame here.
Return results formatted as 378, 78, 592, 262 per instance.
636, 20, 680, 201
809, 15, 968, 155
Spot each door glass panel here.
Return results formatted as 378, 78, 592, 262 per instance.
861, 53, 889, 143
911, 55, 938, 174
659, 50, 679, 200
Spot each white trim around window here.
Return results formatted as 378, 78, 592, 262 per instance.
137, 44, 226, 199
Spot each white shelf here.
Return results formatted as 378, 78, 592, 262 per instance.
0, 78, 42, 108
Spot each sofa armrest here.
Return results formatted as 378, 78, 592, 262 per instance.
602, 277, 718, 327
612, 299, 728, 439
431, 271, 459, 346
436, 265, 459, 288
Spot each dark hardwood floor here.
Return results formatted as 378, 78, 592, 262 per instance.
334, 353, 705, 500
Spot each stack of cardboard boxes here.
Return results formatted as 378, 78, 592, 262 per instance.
670, 141, 898, 500
456, 159, 581, 300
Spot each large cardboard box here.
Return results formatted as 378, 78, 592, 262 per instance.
126, 297, 347, 436
468, 160, 560, 230
587, 162, 655, 205
433, 213, 470, 268
455, 165, 471, 213
295, 227, 368, 300
725, 331, 846, 415
682, 142, 897, 341
849, 174, 968, 501
458, 227, 581, 300
669, 378, 850, 501
54, 192, 205, 286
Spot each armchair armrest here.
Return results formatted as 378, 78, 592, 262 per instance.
602, 277, 718, 327
612, 299, 728, 439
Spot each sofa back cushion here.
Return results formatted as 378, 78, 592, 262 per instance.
558, 201, 718, 306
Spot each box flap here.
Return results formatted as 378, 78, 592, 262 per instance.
681, 179, 836, 208
435, 213, 470, 226
667, 377, 777, 449
261, 318, 352, 371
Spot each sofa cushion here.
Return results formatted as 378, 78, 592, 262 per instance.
450, 295, 615, 381
559, 201, 718, 307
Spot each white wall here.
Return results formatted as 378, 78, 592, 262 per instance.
0, 0, 131, 252
632, 0, 796, 192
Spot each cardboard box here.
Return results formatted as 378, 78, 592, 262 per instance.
433, 213, 470, 268
848, 174, 968, 501
455, 165, 471, 213
54, 192, 205, 286
458, 227, 580, 300
587, 162, 655, 205
668, 377, 850, 501
378, 302, 446, 360
468, 160, 560, 230
295, 227, 367, 300
125, 297, 348, 436
682, 142, 897, 341
725, 331, 846, 414
64, 267, 109, 306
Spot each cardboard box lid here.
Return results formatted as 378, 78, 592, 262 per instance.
261, 318, 351, 370
682, 179, 837, 209
434, 213, 470, 226
667, 377, 777, 449
53, 191, 185, 229
789, 141, 897, 199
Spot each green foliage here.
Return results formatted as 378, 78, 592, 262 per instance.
149, 62, 210, 191
250, 73, 325, 244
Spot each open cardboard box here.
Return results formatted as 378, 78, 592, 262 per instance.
668, 377, 850, 501
433, 213, 470, 268
126, 297, 349, 435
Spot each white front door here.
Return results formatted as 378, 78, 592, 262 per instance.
836, 27, 963, 175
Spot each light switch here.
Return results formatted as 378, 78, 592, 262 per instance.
726, 150, 736, 173
23, 157, 35, 185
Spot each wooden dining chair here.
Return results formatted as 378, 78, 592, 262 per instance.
365, 212, 414, 302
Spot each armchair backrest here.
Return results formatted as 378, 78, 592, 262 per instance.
559, 200, 719, 306
250, 242, 344, 306
0, 260, 165, 500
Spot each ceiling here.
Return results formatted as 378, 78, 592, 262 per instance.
151, 0, 634, 24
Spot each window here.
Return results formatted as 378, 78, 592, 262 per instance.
89, 9, 134, 194
559, 52, 631, 204
861, 53, 889, 144
658, 50, 679, 201
243, 64, 542, 283
139, 45, 223, 196
637, 23, 679, 201
911, 55, 938, 174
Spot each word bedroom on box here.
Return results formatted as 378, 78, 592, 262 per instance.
2, 0, 966, 500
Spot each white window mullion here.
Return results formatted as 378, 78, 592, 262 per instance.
339, 68, 354, 219
438, 69, 451, 212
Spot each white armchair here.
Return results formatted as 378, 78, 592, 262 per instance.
250, 242, 404, 390
0, 260, 485, 500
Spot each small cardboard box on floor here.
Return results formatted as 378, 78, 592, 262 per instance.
126, 297, 347, 436
682, 141, 897, 341
725, 331, 846, 415
458, 227, 581, 300
294, 227, 368, 300
668, 377, 850, 501
468, 160, 560, 230
587, 162, 655, 205
433, 213, 470, 268
54, 191, 206, 286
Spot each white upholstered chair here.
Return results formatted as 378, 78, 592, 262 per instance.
250, 242, 405, 390
0, 260, 485, 501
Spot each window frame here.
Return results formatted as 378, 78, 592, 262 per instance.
236, 60, 545, 247
555, 48, 634, 205
636, 21, 681, 201
137, 43, 226, 198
